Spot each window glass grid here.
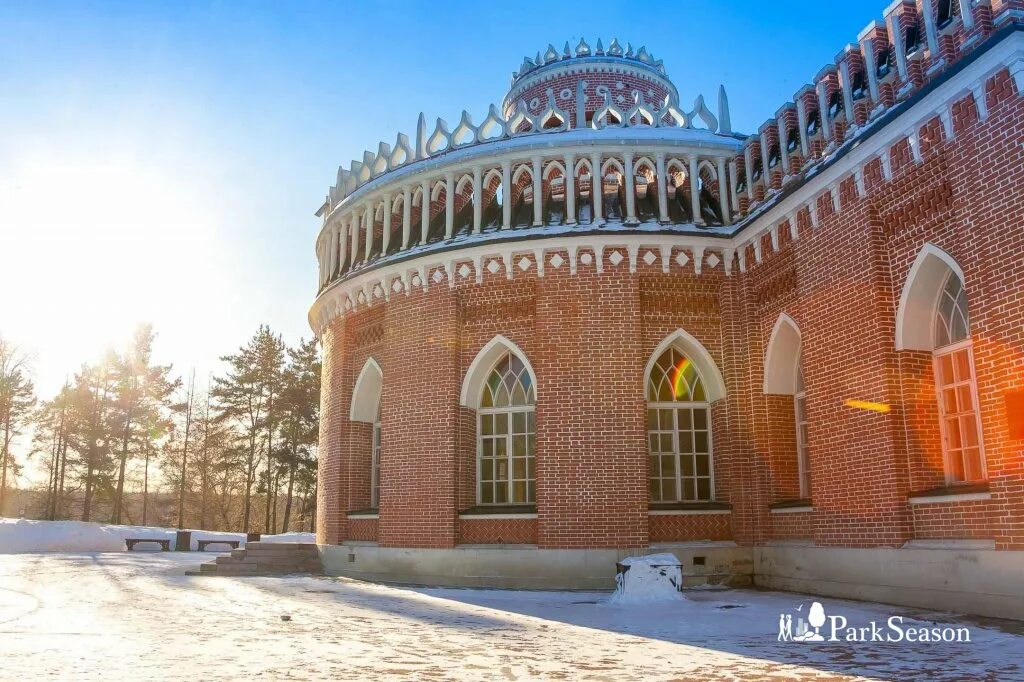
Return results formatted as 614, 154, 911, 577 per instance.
794, 367, 811, 499
934, 344, 985, 483
478, 351, 536, 505
371, 419, 381, 507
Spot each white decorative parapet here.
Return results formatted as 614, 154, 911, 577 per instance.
324, 87, 734, 214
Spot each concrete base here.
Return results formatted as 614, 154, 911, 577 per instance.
753, 545, 1024, 621
320, 541, 1024, 620
320, 542, 753, 590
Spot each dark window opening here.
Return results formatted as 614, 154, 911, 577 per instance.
768, 146, 781, 169
905, 22, 921, 57
827, 90, 843, 120
736, 172, 747, 194
876, 48, 892, 80
786, 127, 800, 153
806, 110, 821, 137
850, 70, 867, 101
937, 0, 955, 30
751, 160, 763, 182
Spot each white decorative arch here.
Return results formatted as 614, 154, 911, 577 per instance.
482, 168, 503, 189
430, 179, 447, 202
601, 157, 625, 176
411, 186, 424, 207
455, 174, 474, 196
392, 193, 404, 212
542, 160, 566, 180
896, 243, 966, 351
763, 313, 802, 395
350, 357, 383, 422
633, 156, 656, 174
512, 164, 533, 186
460, 335, 538, 408
698, 159, 719, 180
373, 202, 384, 221
644, 329, 727, 403
574, 157, 593, 176
666, 158, 687, 177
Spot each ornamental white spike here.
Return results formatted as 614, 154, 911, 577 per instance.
718, 85, 732, 134
415, 112, 428, 160
608, 38, 622, 56
576, 38, 591, 56
544, 44, 559, 64
563, 41, 571, 58
595, 38, 604, 55
625, 42, 634, 58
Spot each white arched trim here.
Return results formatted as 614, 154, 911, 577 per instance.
601, 157, 625, 176
666, 158, 688, 177
430, 179, 447, 202
482, 168, 503, 189
895, 243, 966, 351
350, 357, 383, 422
633, 155, 656, 174
644, 329, 727, 403
698, 159, 719, 180
763, 313, 802, 395
511, 163, 533, 186
392, 193, 405, 212
574, 157, 593, 175
455, 174, 474, 195
460, 335, 538, 408
411, 186, 424, 206
542, 160, 566, 180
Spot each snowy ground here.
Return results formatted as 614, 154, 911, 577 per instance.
1, 553, 1021, 680
0, 517, 314, 552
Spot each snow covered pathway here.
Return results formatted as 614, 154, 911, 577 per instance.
0, 553, 1020, 680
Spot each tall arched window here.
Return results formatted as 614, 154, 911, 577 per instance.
371, 401, 382, 507
794, 367, 810, 498
478, 351, 536, 504
647, 347, 713, 502
933, 272, 985, 483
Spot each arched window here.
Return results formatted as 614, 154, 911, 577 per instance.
371, 402, 382, 507
647, 347, 713, 502
794, 367, 810, 498
933, 271, 984, 483
478, 351, 536, 504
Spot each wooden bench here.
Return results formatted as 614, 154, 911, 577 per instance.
125, 538, 171, 551
197, 539, 241, 552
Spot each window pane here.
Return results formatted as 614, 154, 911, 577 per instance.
495, 413, 508, 434
965, 448, 984, 481
663, 478, 677, 501
495, 484, 508, 504
943, 388, 958, 413
481, 485, 493, 504
659, 409, 673, 430
696, 453, 709, 476
650, 454, 661, 477
512, 481, 526, 502
648, 434, 660, 453
682, 479, 695, 501
481, 415, 493, 435
693, 409, 707, 430
496, 458, 508, 479
938, 355, 954, 385
681, 454, 695, 477
527, 410, 535, 431
482, 439, 494, 458
695, 431, 709, 454
513, 435, 526, 457
482, 458, 493, 481
949, 449, 966, 482
660, 433, 673, 453
679, 432, 693, 454
678, 409, 692, 430
946, 417, 962, 449
513, 412, 526, 433
692, 378, 706, 402
513, 458, 526, 479
956, 386, 973, 412
527, 481, 536, 502
661, 454, 675, 477
647, 409, 658, 430
697, 479, 711, 501
953, 349, 970, 382
960, 416, 979, 447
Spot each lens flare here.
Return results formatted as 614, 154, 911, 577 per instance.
670, 357, 692, 399
844, 399, 891, 413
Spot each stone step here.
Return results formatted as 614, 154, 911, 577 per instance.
244, 542, 317, 551
230, 549, 247, 559
215, 556, 244, 565
243, 547, 319, 556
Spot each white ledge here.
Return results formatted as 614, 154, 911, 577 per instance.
459, 513, 537, 520
902, 538, 996, 550
908, 492, 992, 505
769, 505, 814, 514
649, 508, 731, 516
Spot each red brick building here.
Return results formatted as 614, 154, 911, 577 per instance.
310, 6, 1024, 619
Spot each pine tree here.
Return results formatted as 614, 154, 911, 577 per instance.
0, 337, 36, 516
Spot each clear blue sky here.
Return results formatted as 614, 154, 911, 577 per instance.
0, 0, 882, 398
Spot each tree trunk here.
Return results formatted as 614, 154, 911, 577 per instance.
56, 436, 68, 519
177, 373, 195, 530
142, 442, 150, 526
111, 411, 133, 524
82, 463, 94, 522
282, 463, 296, 532
0, 418, 11, 516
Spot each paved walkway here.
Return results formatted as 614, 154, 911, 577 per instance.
0, 553, 1020, 680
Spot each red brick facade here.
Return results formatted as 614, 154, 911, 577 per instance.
315, 14, 1024, 559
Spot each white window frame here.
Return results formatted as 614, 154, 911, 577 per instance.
933, 339, 986, 484
370, 414, 381, 508
794, 367, 811, 499
477, 403, 536, 505
646, 398, 715, 503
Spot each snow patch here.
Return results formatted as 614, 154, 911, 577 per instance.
607, 552, 685, 604
0, 517, 314, 553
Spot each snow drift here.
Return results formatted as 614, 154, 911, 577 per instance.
607, 553, 686, 604
0, 517, 314, 553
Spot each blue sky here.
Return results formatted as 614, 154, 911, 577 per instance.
0, 0, 882, 397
